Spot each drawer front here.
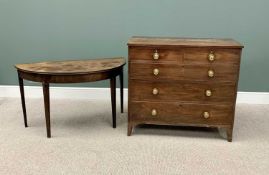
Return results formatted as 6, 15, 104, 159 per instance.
184, 65, 239, 82
130, 63, 239, 82
129, 47, 183, 63
184, 48, 241, 65
130, 102, 233, 125
130, 80, 236, 103
129, 63, 184, 80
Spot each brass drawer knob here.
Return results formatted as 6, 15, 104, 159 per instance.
208, 70, 214, 78
153, 50, 160, 60
152, 88, 159, 95
151, 109, 157, 116
203, 112, 210, 119
153, 68, 159, 76
205, 89, 212, 97
208, 51, 215, 62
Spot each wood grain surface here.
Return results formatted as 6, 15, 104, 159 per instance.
15, 57, 125, 75
128, 36, 243, 142
129, 47, 183, 63
128, 36, 244, 48
129, 63, 238, 82
130, 101, 233, 125
16, 57, 125, 138
130, 80, 235, 103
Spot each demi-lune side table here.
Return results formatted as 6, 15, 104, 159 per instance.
15, 57, 125, 138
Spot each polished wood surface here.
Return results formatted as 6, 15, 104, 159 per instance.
128, 36, 244, 48
184, 48, 241, 65
130, 101, 233, 125
16, 58, 125, 138
128, 36, 243, 142
129, 47, 183, 63
183, 65, 238, 82
130, 80, 235, 103
130, 63, 184, 81
15, 57, 125, 75
130, 63, 238, 82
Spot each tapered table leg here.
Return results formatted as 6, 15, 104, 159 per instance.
42, 82, 51, 138
120, 68, 124, 113
18, 74, 28, 127
110, 77, 116, 128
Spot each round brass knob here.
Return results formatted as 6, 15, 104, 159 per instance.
152, 88, 159, 95
208, 52, 215, 62
205, 89, 212, 97
153, 50, 160, 60
203, 112, 210, 119
151, 109, 157, 116
208, 70, 214, 78
153, 68, 159, 76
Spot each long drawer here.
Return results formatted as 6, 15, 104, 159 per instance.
129, 62, 239, 82
129, 101, 233, 125
129, 80, 236, 103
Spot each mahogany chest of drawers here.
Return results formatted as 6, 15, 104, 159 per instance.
127, 36, 243, 142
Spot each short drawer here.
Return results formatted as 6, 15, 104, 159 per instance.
129, 102, 233, 125
129, 63, 184, 80
184, 48, 241, 65
184, 65, 239, 82
129, 80, 236, 103
129, 46, 183, 63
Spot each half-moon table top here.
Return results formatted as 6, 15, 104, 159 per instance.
15, 57, 125, 75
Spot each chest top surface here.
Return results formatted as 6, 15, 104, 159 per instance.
15, 57, 125, 75
128, 36, 243, 48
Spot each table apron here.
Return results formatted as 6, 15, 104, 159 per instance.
17, 68, 122, 83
